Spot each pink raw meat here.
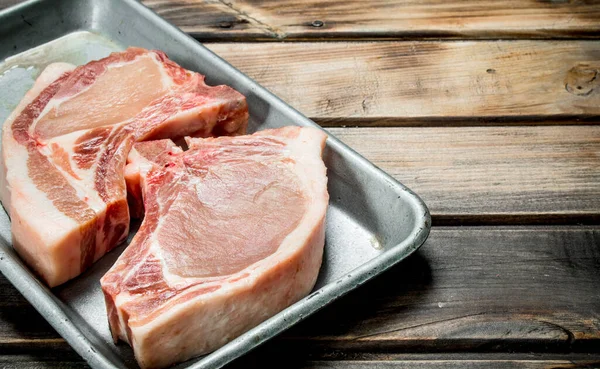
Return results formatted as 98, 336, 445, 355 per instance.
0, 48, 248, 286
101, 126, 328, 368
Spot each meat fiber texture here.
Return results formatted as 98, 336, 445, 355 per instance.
101, 127, 328, 368
0, 48, 248, 287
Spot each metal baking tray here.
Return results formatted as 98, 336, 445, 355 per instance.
0, 0, 431, 368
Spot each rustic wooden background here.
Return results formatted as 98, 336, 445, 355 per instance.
0, 0, 599, 368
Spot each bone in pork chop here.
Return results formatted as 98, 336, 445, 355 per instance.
0, 48, 248, 287
101, 126, 328, 369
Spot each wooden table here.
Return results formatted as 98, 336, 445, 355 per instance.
1, 0, 599, 368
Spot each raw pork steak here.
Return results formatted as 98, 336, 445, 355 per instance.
101, 126, 328, 369
0, 48, 247, 287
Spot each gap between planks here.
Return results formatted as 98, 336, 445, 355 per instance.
313, 118, 600, 128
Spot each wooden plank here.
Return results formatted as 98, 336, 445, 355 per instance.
206, 41, 600, 124
327, 126, 600, 221
138, 0, 269, 41
1, 355, 600, 369
2, 1, 600, 40
278, 227, 600, 353
0, 227, 598, 355
265, 359, 600, 369
0, 356, 87, 369
142, 1, 600, 41
232, 353, 600, 368
281, 360, 600, 369
1, 354, 600, 369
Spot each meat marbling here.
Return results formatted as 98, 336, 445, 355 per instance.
0, 48, 248, 287
101, 126, 328, 368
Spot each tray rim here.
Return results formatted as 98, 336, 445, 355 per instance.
0, 1, 432, 368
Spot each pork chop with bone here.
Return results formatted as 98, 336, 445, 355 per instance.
101, 126, 328, 368
0, 48, 248, 286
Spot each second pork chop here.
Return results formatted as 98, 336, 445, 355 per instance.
102, 126, 328, 369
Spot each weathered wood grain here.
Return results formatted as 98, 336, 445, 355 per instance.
205, 42, 600, 124
0, 356, 87, 369
2, 354, 600, 369
142, 0, 600, 41
1, 227, 598, 356
3, 1, 600, 40
1, 354, 600, 369
265, 358, 600, 369
279, 227, 600, 353
2, 0, 600, 41
327, 126, 600, 221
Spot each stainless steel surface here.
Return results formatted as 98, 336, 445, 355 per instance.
0, 1, 431, 368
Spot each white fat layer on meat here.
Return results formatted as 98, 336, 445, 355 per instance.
154, 55, 178, 89
110, 235, 164, 343
42, 131, 108, 212
38, 125, 133, 261
1, 63, 80, 239
0, 63, 76, 208
122, 238, 160, 288
286, 128, 327, 205
1, 117, 17, 209
19, 63, 77, 142
6, 141, 79, 243
114, 292, 133, 343
152, 175, 195, 287
28, 102, 57, 142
